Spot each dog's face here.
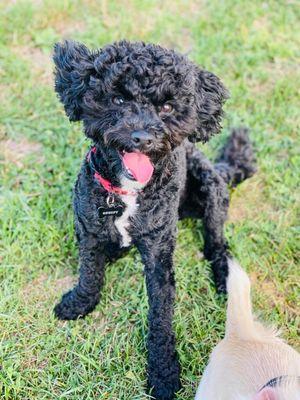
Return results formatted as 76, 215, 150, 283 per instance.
54, 40, 228, 170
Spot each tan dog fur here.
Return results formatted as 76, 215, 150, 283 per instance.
195, 259, 300, 400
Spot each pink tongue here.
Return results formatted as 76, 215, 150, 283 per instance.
122, 152, 154, 184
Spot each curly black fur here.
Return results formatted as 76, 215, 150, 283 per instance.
53, 40, 256, 400
215, 127, 257, 186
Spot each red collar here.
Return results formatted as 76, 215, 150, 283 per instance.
87, 147, 138, 196
94, 172, 137, 196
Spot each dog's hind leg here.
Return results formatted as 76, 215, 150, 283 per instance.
179, 147, 230, 292
180, 128, 256, 293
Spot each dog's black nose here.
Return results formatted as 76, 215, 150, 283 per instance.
131, 131, 154, 149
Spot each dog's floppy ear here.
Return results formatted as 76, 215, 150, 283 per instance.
190, 67, 229, 143
53, 40, 97, 121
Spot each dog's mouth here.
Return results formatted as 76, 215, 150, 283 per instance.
119, 150, 154, 184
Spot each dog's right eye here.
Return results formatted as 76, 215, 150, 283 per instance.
112, 96, 125, 105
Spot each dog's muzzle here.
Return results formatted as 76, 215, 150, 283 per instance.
131, 130, 155, 152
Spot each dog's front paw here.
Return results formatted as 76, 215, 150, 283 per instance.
148, 357, 181, 400
54, 289, 98, 320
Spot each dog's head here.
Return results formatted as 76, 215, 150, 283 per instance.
53, 40, 228, 179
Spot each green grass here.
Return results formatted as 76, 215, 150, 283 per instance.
0, 0, 299, 398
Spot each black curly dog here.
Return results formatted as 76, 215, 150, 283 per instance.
53, 40, 255, 400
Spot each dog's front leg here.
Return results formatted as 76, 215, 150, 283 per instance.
54, 236, 105, 320
137, 230, 181, 400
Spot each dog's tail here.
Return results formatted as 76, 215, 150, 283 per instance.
225, 259, 279, 341
215, 127, 256, 186
225, 259, 257, 340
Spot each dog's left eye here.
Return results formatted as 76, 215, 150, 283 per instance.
158, 103, 173, 114
112, 96, 125, 105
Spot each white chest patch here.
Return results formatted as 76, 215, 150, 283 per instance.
114, 176, 145, 247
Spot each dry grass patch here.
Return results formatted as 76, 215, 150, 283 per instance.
251, 270, 299, 318
53, 19, 86, 37
0, 84, 9, 103
264, 59, 298, 78
12, 44, 53, 85
228, 174, 274, 223
86, 0, 201, 50
30, 2, 86, 36
0, 138, 43, 167
251, 15, 270, 32
21, 273, 76, 305
250, 57, 299, 96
